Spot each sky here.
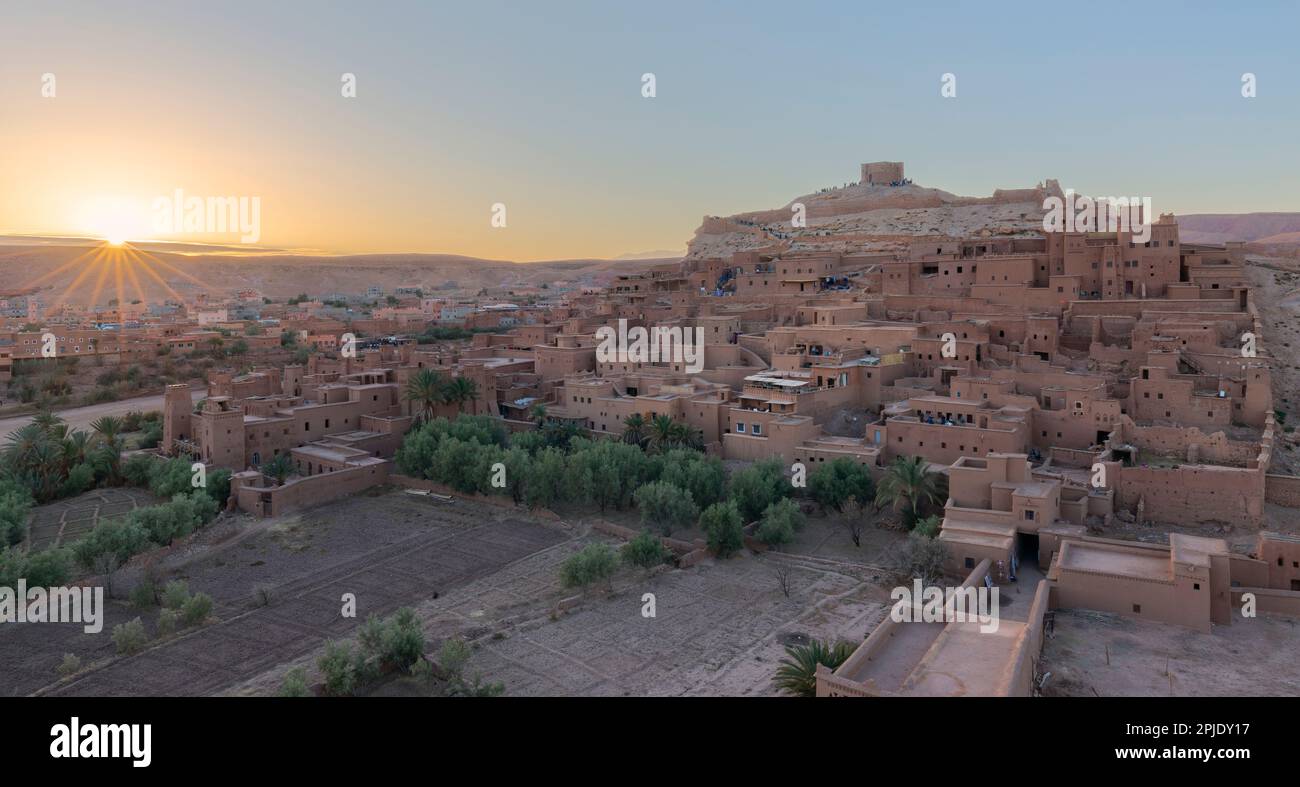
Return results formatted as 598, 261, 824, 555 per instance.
1, 0, 1298, 260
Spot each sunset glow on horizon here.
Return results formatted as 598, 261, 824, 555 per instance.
3, 1, 1298, 261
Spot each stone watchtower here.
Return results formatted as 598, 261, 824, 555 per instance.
162, 383, 193, 454
282, 364, 304, 398
861, 161, 905, 186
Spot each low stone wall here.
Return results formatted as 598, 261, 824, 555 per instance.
1005, 579, 1051, 696
1231, 587, 1300, 618
388, 473, 560, 519
1265, 474, 1300, 508
589, 519, 701, 556
236, 461, 390, 517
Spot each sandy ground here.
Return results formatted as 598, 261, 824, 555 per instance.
1041, 608, 1300, 697
0, 387, 202, 437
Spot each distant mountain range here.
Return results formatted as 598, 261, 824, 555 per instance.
0, 238, 677, 301
1177, 213, 1300, 246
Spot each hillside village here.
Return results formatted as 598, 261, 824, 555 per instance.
5, 161, 1300, 698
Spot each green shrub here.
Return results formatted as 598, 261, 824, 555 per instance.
438, 637, 473, 676
21, 548, 73, 587
57, 653, 82, 677
357, 608, 425, 669
161, 580, 190, 610
137, 423, 163, 450
149, 458, 195, 498
656, 450, 726, 507
913, 514, 942, 538
622, 529, 669, 570
112, 617, 148, 655
373, 607, 424, 668
180, 592, 213, 626
700, 500, 745, 558
71, 517, 150, 571
60, 463, 96, 497
409, 658, 434, 682
318, 641, 360, 696
633, 481, 699, 535
524, 448, 567, 508
437, 637, 504, 696
121, 454, 156, 487
756, 497, 806, 547
729, 459, 789, 522
279, 666, 310, 697
0, 479, 35, 546
157, 608, 178, 636
206, 468, 232, 506
559, 543, 618, 589
808, 458, 875, 512
129, 580, 158, 609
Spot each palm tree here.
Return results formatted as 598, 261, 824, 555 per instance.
874, 454, 944, 530
3, 423, 65, 501
441, 376, 479, 414
773, 639, 855, 697
621, 413, 647, 444
90, 415, 124, 444
647, 415, 677, 453
530, 403, 548, 426
90, 416, 126, 482
622, 414, 647, 447
404, 369, 445, 424
262, 454, 294, 486
33, 410, 68, 440
62, 430, 92, 467
667, 422, 704, 451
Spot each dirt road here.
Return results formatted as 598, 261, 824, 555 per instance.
0, 387, 202, 438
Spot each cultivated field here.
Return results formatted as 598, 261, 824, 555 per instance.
24, 486, 161, 551
6, 492, 568, 696
4, 489, 910, 697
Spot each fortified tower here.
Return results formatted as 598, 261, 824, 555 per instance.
861, 161, 905, 186
162, 383, 193, 454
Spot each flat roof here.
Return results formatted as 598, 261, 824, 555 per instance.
743, 376, 811, 388
902, 620, 1027, 697
938, 530, 1014, 550
1169, 533, 1228, 567
1057, 541, 1170, 582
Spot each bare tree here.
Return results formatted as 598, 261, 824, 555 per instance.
93, 552, 123, 597
840, 496, 867, 547
773, 563, 791, 597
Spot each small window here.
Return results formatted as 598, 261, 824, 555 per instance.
736, 423, 746, 433
1132, 604, 1141, 614
964, 557, 975, 569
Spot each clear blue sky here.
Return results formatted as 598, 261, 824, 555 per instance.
1, 0, 1296, 258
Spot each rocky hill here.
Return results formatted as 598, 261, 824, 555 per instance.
685, 168, 1061, 259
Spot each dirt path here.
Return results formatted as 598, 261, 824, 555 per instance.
1246, 256, 1300, 474
0, 387, 203, 437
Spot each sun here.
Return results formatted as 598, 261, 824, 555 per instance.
76, 196, 149, 247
